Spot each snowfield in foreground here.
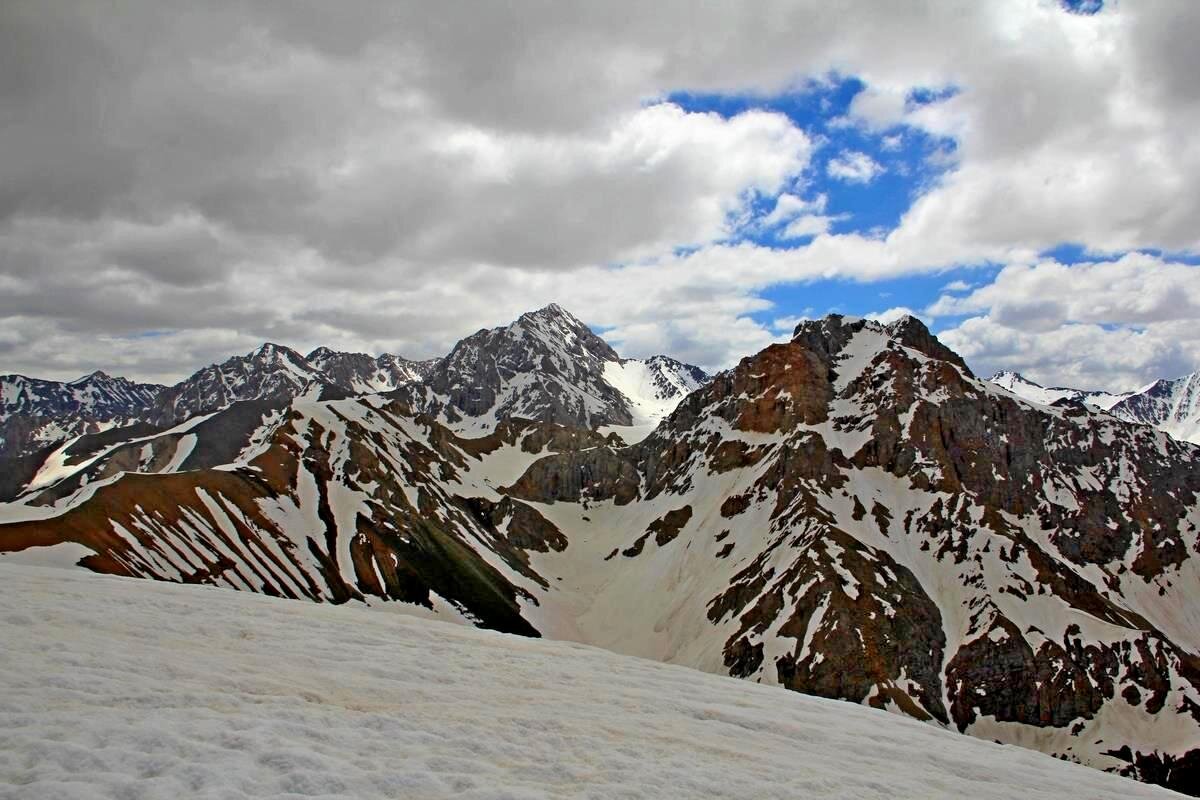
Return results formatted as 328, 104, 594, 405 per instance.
0, 565, 1180, 800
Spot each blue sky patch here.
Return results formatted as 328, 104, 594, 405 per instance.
669, 78, 958, 240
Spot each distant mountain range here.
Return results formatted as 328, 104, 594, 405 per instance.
0, 304, 706, 463
0, 305, 708, 500
2, 307, 1199, 793
989, 369, 1200, 444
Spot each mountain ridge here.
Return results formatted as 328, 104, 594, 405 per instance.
989, 368, 1200, 444
0, 306, 710, 500
3, 311, 1199, 791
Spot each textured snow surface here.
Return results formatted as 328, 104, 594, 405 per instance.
0, 564, 1176, 800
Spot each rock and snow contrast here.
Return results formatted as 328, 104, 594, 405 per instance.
0, 305, 707, 493
0, 371, 165, 466
1107, 373, 1200, 446
988, 370, 1132, 411
989, 369, 1200, 445
306, 347, 439, 394
0, 563, 1180, 800
4, 307, 1200, 794
395, 304, 708, 440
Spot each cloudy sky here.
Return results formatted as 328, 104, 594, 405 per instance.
2, 0, 1198, 390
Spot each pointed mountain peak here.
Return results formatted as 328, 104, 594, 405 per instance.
518, 303, 588, 329
531, 301, 572, 318
306, 346, 337, 361
248, 342, 305, 363
989, 370, 1037, 386
507, 304, 618, 361
71, 369, 113, 384
883, 314, 970, 374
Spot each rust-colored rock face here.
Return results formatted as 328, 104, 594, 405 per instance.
672, 341, 833, 436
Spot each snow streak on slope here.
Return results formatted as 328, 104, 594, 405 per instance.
0, 563, 1176, 800
507, 314, 1200, 791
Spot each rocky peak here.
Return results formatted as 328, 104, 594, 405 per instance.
504, 311, 1200, 791
307, 347, 436, 393
790, 314, 865, 364
1107, 371, 1200, 444
70, 370, 113, 385
407, 305, 635, 431
151, 344, 328, 425
305, 346, 338, 362
885, 314, 971, 373
0, 370, 165, 459
508, 304, 620, 364
643, 354, 708, 384
248, 342, 306, 366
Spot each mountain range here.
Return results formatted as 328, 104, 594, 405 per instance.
990, 369, 1200, 445
0, 305, 707, 501
2, 306, 1199, 794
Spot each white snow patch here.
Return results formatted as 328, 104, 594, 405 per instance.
0, 564, 1167, 800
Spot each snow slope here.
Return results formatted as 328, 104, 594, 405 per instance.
989, 370, 1129, 410
601, 355, 708, 443
0, 563, 1176, 800
4, 314, 1200, 790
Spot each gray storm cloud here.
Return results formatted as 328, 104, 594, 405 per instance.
2, 1, 1199, 386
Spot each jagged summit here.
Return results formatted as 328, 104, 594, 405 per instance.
1, 304, 708, 460
408, 304, 648, 432
790, 312, 970, 373
987, 368, 1146, 427
305, 345, 340, 360
247, 341, 308, 363
69, 369, 113, 384
508, 303, 620, 362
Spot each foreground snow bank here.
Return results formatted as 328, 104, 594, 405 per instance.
0, 565, 1178, 800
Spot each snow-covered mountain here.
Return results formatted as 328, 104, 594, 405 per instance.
0, 371, 164, 422
4, 313, 1199, 791
1107, 372, 1200, 446
0, 371, 164, 460
397, 304, 709, 440
2, 562, 1176, 799
150, 343, 342, 426
990, 369, 1200, 445
989, 370, 1131, 410
0, 306, 708, 503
